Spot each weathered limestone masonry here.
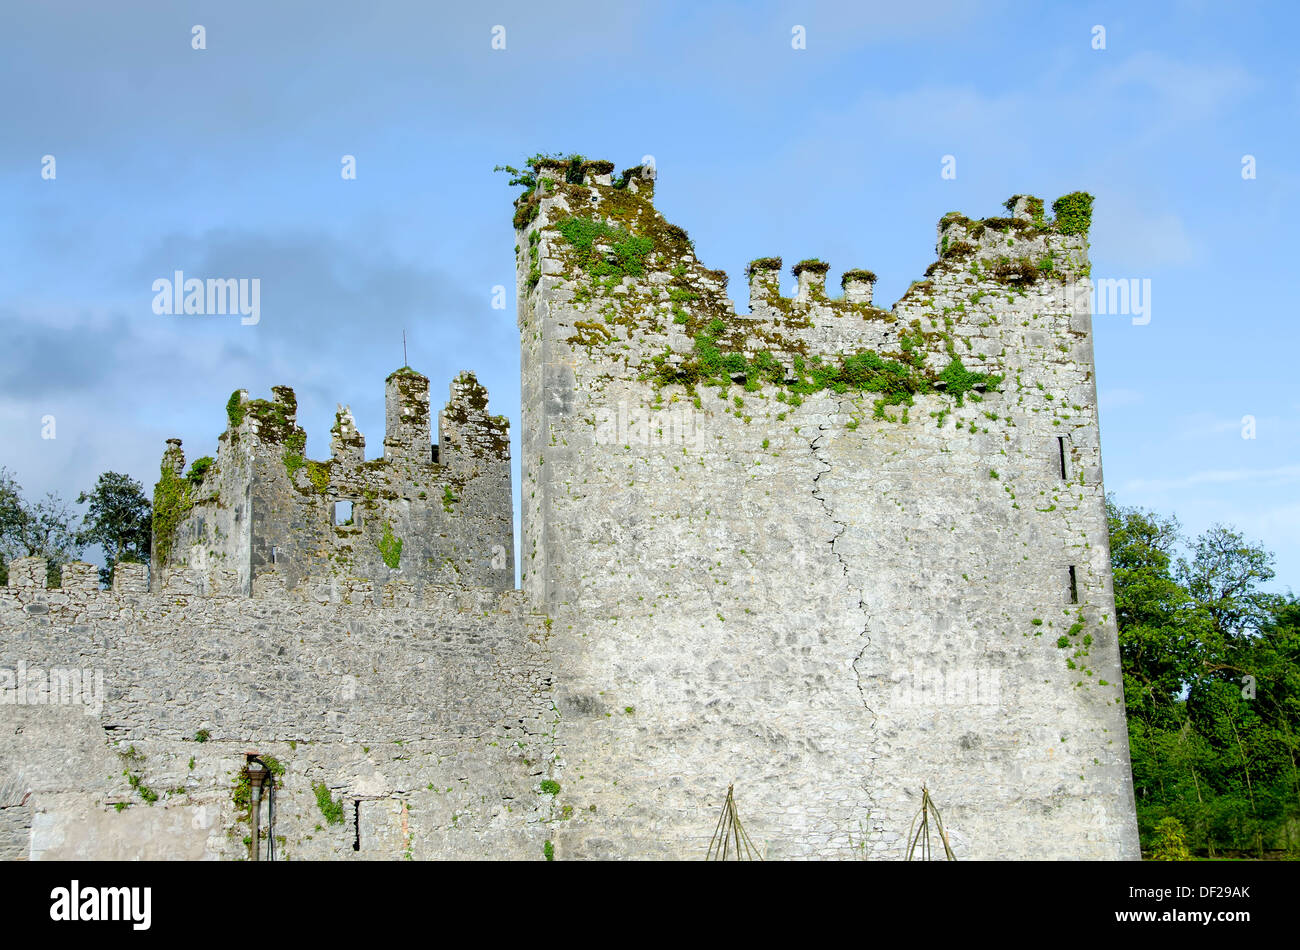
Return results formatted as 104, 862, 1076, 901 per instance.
152, 367, 513, 598
0, 556, 554, 860
0, 160, 1140, 861
516, 157, 1140, 858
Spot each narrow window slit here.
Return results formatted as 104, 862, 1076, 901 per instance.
1068, 565, 1079, 604
353, 801, 361, 851
1057, 437, 1067, 480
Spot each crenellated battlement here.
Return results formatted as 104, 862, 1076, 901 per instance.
151, 368, 513, 598
514, 157, 1094, 414
1, 555, 525, 613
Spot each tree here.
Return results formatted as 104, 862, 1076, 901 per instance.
1149, 817, 1192, 860
1106, 499, 1211, 726
0, 467, 82, 586
0, 468, 22, 585
1178, 525, 1280, 641
1109, 494, 1300, 855
77, 471, 152, 586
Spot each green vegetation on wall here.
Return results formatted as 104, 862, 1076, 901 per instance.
653, 316, 1001, 421
314, 782, 345, 824
152, 458, 193, 566
184, 457, 214, 487
555, 216, 654, 280
377, 521, 403, 569
1051, 192, 1094, 236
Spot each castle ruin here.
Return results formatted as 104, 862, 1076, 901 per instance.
0, 157, 1140, 860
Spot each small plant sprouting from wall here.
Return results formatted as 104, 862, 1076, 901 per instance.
543, 839, 555, 861
184, 456, 214, 486
376, 521, 403, 569
282, 430, 308, 481
442, 485, 458, 514
905, 785, 956, 860
226, 390, 245, 429
125, 771, 159, 804
314, 782, 345, 825
539, 779, 560, 795
706, 784, 763, 860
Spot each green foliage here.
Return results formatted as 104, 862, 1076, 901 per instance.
194, 729, 210, 743
226, 391, 245, 429
1110, 497, 1298, 856
184, 457, 214, 486
282, 430, 308, 480
539, 779, 560, 795
442, 485, 459, 513
1149, 817, 1192, 861
151, 458, 193, 567
658, 320, 999, 421
231, 771, 250, 813
126, 770, 159, 804
791, 258, 829, 276
76, 470, 151, 586
495, 152, 586, 194
376, 521, 403, 569
314, 782, 345, 824
543, 840, 555, 861
305, 460, 331, 493
938, 358, 1002, 407
1051, 192, 1094, 236
841, 268, 877, 285
0, 467, 82, 586
555, 216, 653, 279
527, 230, 541, 290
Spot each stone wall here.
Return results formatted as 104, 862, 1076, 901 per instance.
153, 368, 514, 599
0, 557, 554, 860
515, 160, 1139, 859
0, 164, 1141, 862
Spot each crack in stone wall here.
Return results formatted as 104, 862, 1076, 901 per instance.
808, 399, 883, 851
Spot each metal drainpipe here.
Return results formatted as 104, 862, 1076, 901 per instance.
246, 757, 268, 862
250, 782, 263, 861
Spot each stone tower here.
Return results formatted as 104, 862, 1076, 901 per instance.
515, 157, 1139, 858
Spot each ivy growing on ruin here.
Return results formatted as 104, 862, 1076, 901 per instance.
1050, 192, 1094, 236
152, 460, 193, 567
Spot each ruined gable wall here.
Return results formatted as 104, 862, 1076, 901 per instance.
154, 370, 514, 600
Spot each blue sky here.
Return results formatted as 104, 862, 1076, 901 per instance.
1, 1, 1296, 589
